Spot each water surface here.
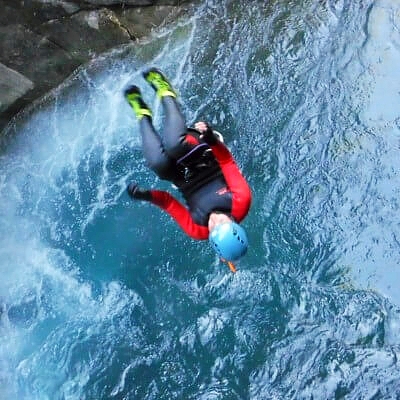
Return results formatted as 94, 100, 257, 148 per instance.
1, 0, 400, 398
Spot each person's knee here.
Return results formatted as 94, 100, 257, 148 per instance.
146, 158, 174, 180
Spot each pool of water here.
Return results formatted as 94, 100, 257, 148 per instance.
1, 0, 400, 398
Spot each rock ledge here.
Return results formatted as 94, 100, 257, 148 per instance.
0, 0, 192, 131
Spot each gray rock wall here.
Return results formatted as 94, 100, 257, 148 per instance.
0, 0, 193, 132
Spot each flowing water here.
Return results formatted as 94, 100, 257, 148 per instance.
1, 0, 400, 398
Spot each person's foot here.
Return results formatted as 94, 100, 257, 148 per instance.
124, 85, 152, 120
143, 68, 176, 99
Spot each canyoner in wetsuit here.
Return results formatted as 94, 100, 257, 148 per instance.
124, 69, 252, 263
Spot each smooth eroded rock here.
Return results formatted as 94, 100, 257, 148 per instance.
0, 63, 34, 113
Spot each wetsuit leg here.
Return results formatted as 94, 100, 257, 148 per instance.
161, 96, 192, 160
139, 117, 175, 181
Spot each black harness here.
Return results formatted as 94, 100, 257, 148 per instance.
176, 143, 222, 198
172, 130, 232, 226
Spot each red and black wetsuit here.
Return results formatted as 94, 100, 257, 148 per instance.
137, 96, 252, 240
149, 136, 252, 239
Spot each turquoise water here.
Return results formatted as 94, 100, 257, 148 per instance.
1, 0, 400, 398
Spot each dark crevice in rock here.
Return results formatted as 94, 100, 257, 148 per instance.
106, 12, 138, 41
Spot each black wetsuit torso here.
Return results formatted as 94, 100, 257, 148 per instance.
172, 130, 233, 226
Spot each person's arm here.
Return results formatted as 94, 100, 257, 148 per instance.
149, 190, 209, 240
210, 142, 252, 221
127, 183, 209, 240
195, 122, 252, 221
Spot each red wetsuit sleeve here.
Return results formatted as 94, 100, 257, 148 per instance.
149, 190, 209, 240
210, 141, 252, 222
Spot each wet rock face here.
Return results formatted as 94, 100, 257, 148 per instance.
0, 0, 191, 131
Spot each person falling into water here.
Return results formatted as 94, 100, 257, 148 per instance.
124, 69, 252, 267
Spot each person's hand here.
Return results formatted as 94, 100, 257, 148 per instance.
195, 121, 218, 145
127, 182, 152, 201
194, 121, 209, 133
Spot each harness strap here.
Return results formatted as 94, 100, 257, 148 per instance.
176, 143, 209, 165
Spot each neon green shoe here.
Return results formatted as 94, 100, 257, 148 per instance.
124, 85, 152, 120
143, 68, 177, 99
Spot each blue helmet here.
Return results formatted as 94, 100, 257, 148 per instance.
209, 222, 248, 261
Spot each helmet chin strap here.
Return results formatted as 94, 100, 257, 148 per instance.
221, 258, 237, 273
